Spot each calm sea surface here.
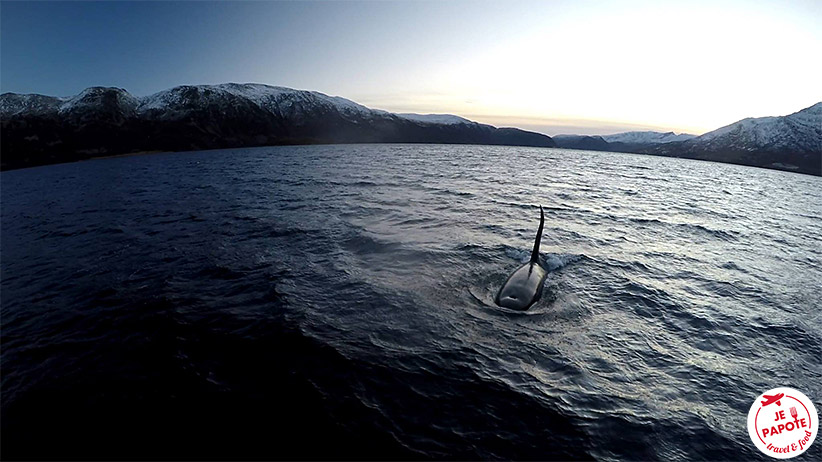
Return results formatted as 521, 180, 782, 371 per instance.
2, 144, 821, 460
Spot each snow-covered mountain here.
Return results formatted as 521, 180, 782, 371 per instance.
683, 103, 821, 154
396, 113, 474, 125
134, 83, 393, 121
601, 131, 696, 144
552, 134, 610, 151
0, 84, 401, 122
648, 103, 821, 174
553, 105, 821, 175
553, 131, 695, 151
0, 84, 554, 170
0, 93, 65, 117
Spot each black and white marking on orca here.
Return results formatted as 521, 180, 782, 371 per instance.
495, 205, 547, 310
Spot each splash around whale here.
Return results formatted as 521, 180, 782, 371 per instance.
495, 206, 548, 310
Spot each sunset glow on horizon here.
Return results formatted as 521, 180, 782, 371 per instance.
2, 0, 820, 136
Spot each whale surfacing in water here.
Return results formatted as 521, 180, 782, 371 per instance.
495, 206, 547, 310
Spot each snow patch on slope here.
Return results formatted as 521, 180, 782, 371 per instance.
3, 83, 481, 129
694, 102, 822, 151
397, 113, 473, 125
601, 131, 696, 144
58, 87, 139, 115
0, 93, 67, 117
138, 83, 391, 120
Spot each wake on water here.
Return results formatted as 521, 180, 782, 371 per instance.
469, 246, 584, 315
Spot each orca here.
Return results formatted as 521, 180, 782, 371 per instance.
495, 205, 547, 310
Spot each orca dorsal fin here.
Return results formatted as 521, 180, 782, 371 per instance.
530, 205, 544, 264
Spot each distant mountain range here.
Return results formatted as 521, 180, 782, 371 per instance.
555, 103, 821, 175
1, 84, 819, 175
0, 84, 553, 170
554, 131, 697, 152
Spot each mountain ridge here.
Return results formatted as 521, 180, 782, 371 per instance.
0, 83, 554, 170
553, 104, 821, 176
1, 85, 819, 175
600, 131, 696, 144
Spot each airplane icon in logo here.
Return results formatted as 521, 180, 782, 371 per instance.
761, 393, 785, 407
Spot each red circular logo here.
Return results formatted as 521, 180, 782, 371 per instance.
748, 387, 818, 459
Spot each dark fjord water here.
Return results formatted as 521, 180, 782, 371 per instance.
2, 145, 821, 460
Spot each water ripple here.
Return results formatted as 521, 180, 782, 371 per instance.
2, 144, 820, 460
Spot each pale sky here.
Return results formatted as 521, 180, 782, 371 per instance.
2, 0, 820, 135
